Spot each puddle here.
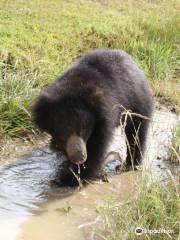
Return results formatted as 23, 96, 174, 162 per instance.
146, 110, 180, 176
0, 109, 179, 240
17, 172, 139, 240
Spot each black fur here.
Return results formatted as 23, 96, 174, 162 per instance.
33, 49, 154, 185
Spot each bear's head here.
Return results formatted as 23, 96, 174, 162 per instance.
33, 93, 95, 165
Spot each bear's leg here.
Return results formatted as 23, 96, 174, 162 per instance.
80, 125, 113, 180
124, 116, 149, 169
56, 163, 81, 186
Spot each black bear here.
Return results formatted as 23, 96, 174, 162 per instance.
33, 49, 154, 186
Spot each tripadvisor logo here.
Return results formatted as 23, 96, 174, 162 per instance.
135, 227, 174, 235
135, 227, 144, 235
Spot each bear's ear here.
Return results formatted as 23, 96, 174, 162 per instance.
32, 95, 53, 132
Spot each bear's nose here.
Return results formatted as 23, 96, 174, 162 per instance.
70, 151, 87, 165
66, 133, 87, 165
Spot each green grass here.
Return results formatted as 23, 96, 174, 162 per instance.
169, 125, 180, 163
95, 175, 180, 240
0, 0, 179, 136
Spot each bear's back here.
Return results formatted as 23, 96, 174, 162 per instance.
63, 49, 146, 89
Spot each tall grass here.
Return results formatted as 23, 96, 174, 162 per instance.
0, 70, 39, 135
0, 0, 179, 136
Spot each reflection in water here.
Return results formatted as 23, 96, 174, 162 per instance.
0, 110, 179, 240
0, 148, 121, 219
0, 148, 64, 219
0, 144, 122, 240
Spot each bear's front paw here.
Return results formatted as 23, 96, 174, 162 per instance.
51, 174, 80, 187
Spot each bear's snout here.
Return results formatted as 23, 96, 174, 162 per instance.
66, 133, 87, 165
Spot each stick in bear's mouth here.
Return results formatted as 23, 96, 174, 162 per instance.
66, 133, 87, 165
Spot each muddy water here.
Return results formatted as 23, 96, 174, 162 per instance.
0, 109, 179, 240
17, 172, 140, 240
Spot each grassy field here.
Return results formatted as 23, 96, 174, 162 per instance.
0, 0, 179, 137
